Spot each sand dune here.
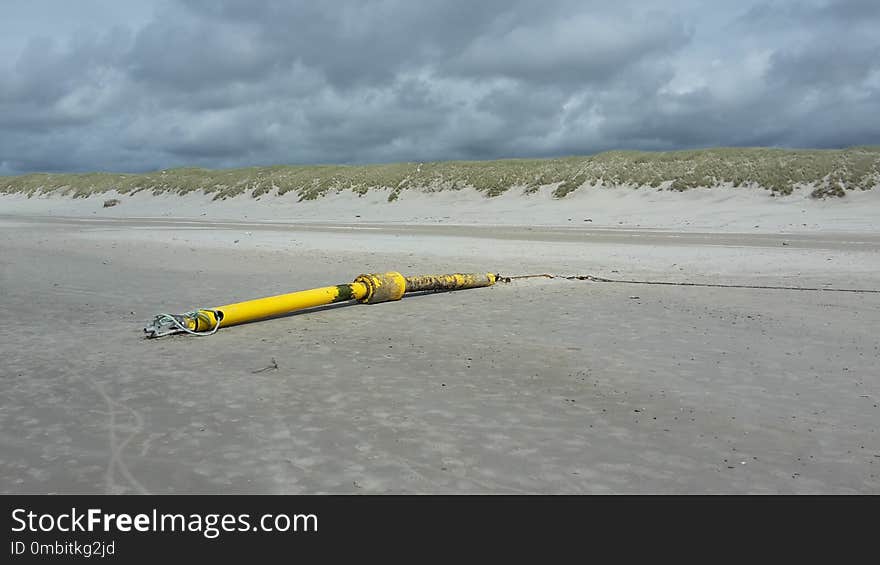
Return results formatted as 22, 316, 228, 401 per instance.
3, 182, 879, 234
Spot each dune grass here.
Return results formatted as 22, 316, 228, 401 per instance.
2, 146, 879, 202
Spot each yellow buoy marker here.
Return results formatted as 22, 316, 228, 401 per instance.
144, 271, 497, 338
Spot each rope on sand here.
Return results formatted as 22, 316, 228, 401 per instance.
498, 273, 880, 294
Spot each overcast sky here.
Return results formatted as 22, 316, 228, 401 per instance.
1, 0, 878, 174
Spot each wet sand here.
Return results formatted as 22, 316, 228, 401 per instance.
1, 215, 878, 493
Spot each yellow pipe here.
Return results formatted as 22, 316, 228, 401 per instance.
145, 271, 497, 337
188, 283, 369, 332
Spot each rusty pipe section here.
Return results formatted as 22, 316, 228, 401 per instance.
354, 271, 497, 302
403, 273, 497, 293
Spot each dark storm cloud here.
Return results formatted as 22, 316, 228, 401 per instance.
741, 0, 880, 88
0, 28, 129, 128
448, 10, 689, 85
0, 0, 878, 175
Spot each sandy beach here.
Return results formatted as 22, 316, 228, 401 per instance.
1, 189, 879, 493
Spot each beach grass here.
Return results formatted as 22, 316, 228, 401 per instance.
3, 146, 878, 202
